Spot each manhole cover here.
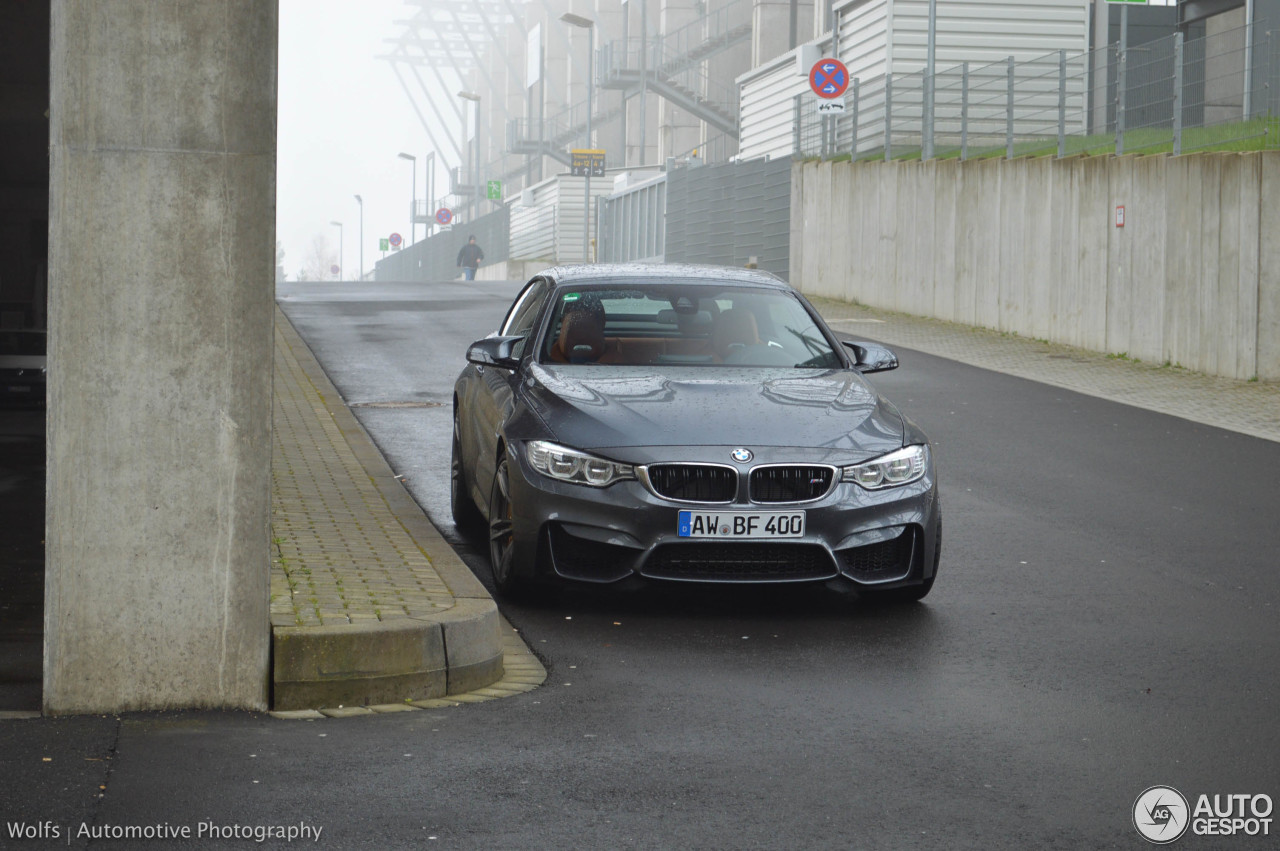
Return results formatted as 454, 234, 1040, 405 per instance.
348, 401, 446, 409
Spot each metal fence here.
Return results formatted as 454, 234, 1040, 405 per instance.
374, 206, 510, 282
664, 158, 792, 280
796, 21, 1280, 161
597, 175, 666, 263
597, 159, 791, 277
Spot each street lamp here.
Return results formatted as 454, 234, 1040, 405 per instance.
329, 220, 343, 280
560, 12, 595, 263
424, 151, 435, 235
397, 152, 417, 245
457, 91, 482, 224
353, 195, 363, 281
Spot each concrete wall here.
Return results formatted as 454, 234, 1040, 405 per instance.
45, 0, 277, 713
792, 151, 1280, 382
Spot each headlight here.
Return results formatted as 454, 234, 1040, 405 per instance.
841, 445, 929, 490
526, 440, 635, 487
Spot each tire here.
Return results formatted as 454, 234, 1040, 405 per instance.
450, 416, 484, 534
487, 454, 528, 598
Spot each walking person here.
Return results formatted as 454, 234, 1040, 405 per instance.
457, 235, 484, 281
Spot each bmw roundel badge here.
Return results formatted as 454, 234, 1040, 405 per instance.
731, 448, 754, 463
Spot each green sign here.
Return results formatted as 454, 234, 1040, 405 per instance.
379, 238, 390, 251
487, 180, 502, 200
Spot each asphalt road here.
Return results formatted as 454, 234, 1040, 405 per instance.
1, 277, 1275, 850
272, 278, 1279, 848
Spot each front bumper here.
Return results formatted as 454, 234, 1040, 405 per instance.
504, 444, 941, 589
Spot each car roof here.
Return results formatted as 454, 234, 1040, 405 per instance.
535, 263, 789, 290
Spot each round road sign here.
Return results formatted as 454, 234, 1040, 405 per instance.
389, 232, 403, 248
435, 207, 454, 226
809, 58, 849, 99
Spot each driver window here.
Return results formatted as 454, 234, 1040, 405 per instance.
500, 278, 550, 358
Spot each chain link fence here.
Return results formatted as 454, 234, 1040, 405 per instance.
795, 21, 1280, 161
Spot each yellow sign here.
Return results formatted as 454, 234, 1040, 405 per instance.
570, 148, 606, 177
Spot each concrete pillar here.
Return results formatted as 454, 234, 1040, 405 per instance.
752, 0, 794, 68
45, 0, 276, 713
659, 0, 703, 159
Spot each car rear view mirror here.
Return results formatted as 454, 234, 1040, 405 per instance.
466, 335, 525, 370
843, 340, 899, 374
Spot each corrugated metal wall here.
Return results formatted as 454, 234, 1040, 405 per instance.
738, 0, 1090, 161
510, 179, 559, 261
509, 174, 619, 264
664, 159, 792, 280
373, 206, 509, 282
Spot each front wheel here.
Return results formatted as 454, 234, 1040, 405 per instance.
487, 454, 527, 597
450, 417, 483, 534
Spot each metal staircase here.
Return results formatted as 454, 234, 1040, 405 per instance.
507, 0, 751, 155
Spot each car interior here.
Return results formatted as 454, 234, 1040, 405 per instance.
541, 288, 842, 369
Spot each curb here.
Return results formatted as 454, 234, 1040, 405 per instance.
271, 309, 504, 711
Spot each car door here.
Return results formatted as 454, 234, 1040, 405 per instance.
467, 276, 553, 505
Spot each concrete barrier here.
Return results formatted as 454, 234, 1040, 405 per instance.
793, 152, 1280, 382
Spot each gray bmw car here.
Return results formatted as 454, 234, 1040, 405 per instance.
451, 264, 941, 601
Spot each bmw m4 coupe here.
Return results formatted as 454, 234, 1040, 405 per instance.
451, 264, 941, 601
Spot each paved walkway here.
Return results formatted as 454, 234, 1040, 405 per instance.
269, 308, 544, 714
271, 324, 455, 628
809, 297, 1280, 444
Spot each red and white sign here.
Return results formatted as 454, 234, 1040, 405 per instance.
1115, 206, 1125, 228
809, 58, 849, 99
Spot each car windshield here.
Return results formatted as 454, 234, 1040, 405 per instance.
539, 284, 842, 369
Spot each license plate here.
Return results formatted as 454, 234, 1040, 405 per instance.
677, 510, 805, 539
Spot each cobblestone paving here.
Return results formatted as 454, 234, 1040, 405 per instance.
270, 321, 455, 629
811, 297, 1280, 444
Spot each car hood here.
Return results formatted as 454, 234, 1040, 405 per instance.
522, 364, 904, 462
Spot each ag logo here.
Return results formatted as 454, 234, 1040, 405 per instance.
730, 448, 753, 463
1134, 786, 1190, 844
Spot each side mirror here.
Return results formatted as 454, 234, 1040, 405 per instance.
466, 335, 525, 370
843, 340, 899, 374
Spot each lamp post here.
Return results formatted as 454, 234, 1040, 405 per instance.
560, 12, 595, 263
424, 152, 435, 235
397, 152, 416, 245
329, 220, 343, 280
458, 91, 482, 223
353, 195, 363, 280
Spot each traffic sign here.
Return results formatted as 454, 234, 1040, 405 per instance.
389, 232, 402, 248
487, 180, 502, 200
435, 207, 453, 226
809, 58, 849, 99
817, 100, 846, 114
379, 238, 390, 251
570, 149, 606, 177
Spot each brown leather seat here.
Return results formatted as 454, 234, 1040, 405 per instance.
712, 308, 760, 361
556, 306, 606, 363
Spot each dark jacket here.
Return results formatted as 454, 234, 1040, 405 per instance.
457, 243, 484, 269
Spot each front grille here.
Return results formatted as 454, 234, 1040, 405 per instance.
645, 464, 737, 502
837, 529, 916, 581
643, 542, 836, 583
749, 466, 835, 503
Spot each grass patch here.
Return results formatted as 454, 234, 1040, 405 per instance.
834, 117, 1278, 162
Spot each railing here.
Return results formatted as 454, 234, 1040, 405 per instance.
794, 21, 1279, 161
